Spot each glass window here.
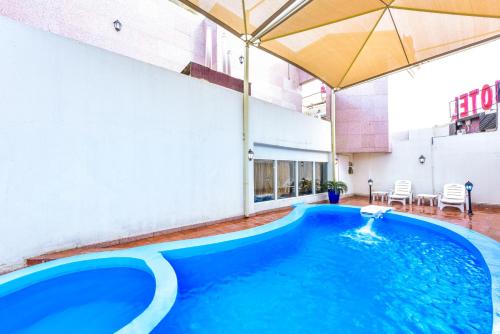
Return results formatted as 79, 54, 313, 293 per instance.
315, 162, 328, 193
277, 161, 296, 199
298, 161, 313, 196
254, 160, 275, 202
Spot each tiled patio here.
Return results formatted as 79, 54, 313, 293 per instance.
26, 196, 499, 266
344, 196, 500, 241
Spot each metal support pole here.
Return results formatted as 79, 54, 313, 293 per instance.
430, 137, 435, 195
369, 185, 372, 204
467, 190, 473, 216
243, 42, 250, 217
330, 89, 337, 181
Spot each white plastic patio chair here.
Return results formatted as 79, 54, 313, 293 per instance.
438, 184, 466, 213
280, 180, 292, 196
388, 180, 413, 207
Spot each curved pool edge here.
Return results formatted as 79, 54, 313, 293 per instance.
384, 209, 500, 334
0, 204, 498, 333
116, 251, 177, 334
0, 249, 178, 334
134, 204, 311, 258
142, 204, 499, 332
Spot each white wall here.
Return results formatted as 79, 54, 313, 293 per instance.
251, 98, 331, 152
337, 154, 354, 196
432, 130, 500, 204
0, 15, 243, 270
249, 98, 332, 212
352, 129, 435, 196
0, 16, 331, 270
351, 127, 500, 204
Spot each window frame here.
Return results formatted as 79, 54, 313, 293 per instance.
298, 161, 314, 196
253, 159, 275, 203
277, 160, 297, 199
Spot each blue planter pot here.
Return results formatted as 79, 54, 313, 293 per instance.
328, 190, 340, 204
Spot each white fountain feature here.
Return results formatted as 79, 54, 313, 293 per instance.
359, 205, 392, 218
342, 206, 392, 244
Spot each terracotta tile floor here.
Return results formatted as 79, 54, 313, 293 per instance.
26, 196, 499, 266
26, 207, 293, 266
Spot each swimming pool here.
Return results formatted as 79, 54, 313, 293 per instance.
0, 205, 498, 333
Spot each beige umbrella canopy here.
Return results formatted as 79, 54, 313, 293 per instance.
179, 0, 500, 89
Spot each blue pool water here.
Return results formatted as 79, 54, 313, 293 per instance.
0, 267, 155, 333
154, 210, 492, 333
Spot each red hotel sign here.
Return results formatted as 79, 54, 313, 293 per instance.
452, 81, 500, 120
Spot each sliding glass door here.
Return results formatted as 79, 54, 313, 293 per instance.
254, 160, 275, 202
298, 161, 313, 195
277, 161, 296, 199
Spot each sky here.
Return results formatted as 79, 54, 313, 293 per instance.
387, 39, 500, 133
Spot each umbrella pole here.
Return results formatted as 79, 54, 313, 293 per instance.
331, 89, 337, 182
243, 42, 250, 217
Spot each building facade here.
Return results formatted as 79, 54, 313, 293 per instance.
0, 14, 331, 270
0, 0, 304, 111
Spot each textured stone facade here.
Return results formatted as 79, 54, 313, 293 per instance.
336, 78, 390, 153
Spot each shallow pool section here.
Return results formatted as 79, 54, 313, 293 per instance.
0, 254, 177, 334
153, 208, 493, 333
0, 267, 154, 333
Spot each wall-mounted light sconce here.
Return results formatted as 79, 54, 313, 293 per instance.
113, 20, 122, 32
248, 149, 254, 161
418, 155, 426, 164
239, 55, 244, 64
348, 161, 353, 175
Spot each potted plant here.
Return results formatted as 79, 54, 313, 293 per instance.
325, 181, 348, 204
299, 178, 313, 194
